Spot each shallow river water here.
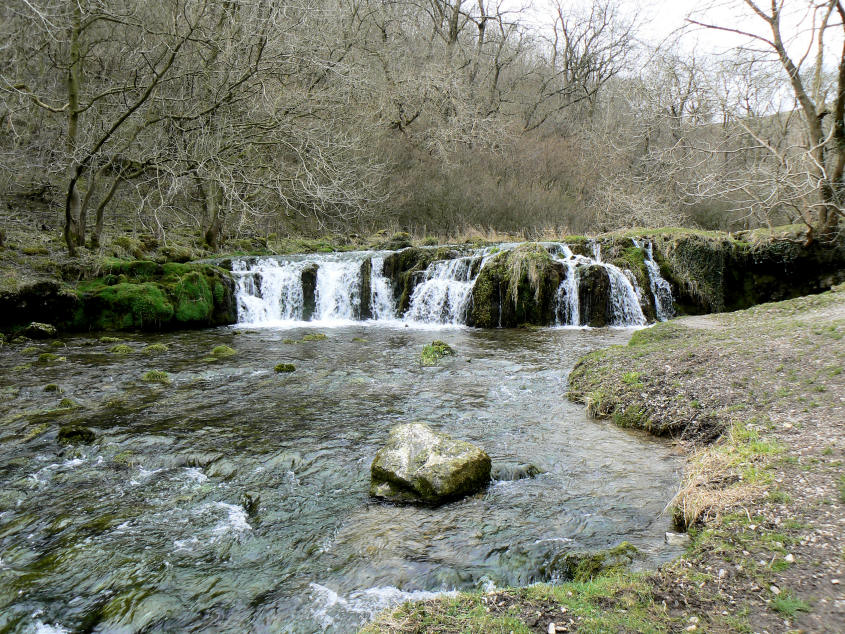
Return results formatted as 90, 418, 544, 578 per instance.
0, 325, 682, 632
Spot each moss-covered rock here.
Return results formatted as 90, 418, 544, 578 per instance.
421, 340, 454, 366
546, 542, 640, 582
71, 260, 236, 331
469, 244, 564, 328
300, 263, 318, 320
359, 257, 373, 320
274, 363, 295, 373
370, 422, 491, 505
576, 264, 611, 327
23, 322, 58, 339
57, 425, 96, 445
381, 247, 440, 315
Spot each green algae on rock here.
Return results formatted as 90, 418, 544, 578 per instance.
274, 363, 295, 373
370, 422, 491, 505
421, 340, 454, 366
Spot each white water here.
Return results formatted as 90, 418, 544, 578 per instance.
633, 239, 675, 321
230, 242, 668, 328
404, 251, 494, 325
315, 261, 362, 321
369, 256, 395, 321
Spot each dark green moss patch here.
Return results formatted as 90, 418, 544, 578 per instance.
274, 363, 295, 373
57, 425, 96, 445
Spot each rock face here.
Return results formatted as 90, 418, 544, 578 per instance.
469, 244, 564, 328
370, 423, 491, 505
576, 264, 611, 327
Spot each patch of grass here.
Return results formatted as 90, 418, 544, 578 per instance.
838, 475, 845, 503
421, 340, 455, 366
767, 489, 791, 504
58, 398, 81, 409
771, 592, 811, 617
109, 343, 133, 354
141, 370, 170, 384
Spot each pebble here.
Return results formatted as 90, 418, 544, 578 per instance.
770, 585, 781, 595
785, 554, 794, 563
832, 579, 840, 585
548, 623, 556, 634
665, 532, 691, 546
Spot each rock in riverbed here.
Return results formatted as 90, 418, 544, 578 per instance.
370, 423, 491, 505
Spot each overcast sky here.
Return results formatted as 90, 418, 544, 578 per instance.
529, 0, 842, 66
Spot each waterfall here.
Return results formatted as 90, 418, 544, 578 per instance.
228, 242, 662, 329
370, 256, 395, 321
550, 245, 580, 326
604, 263, 646, 326
404, 252, 489, 325
231, 258, 306, 323
314, 261, 362, 321
549, 242, 645, 327
633, 239, 675, 321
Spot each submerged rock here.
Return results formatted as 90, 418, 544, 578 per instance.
370, 422, 491, 505
491, 463, 543, 481
57, 425, 96, 445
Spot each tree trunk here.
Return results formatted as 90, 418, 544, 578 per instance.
64, 4, 83, 255
202, 179, 225, 250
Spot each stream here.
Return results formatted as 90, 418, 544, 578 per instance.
0, 324, 683, 632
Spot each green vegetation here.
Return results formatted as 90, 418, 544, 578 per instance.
141, 370, 170, 384
141, 343, 169, 354
771, 592, 811, 617
274, 363, 296, 373
301, 333, 328, 341
109, 344, 133, 354
36, 352, 65, 364
421, 340, 455, 366
210, 345, 237, 358
43, 384, 63, 393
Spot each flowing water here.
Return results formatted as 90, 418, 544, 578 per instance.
0, 324, 683, 633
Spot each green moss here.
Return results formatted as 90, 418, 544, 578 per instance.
37, 352, 65, 363
421, 340, 455, 366
274, 363, 296, 373
142, 370, 170, 384
21, 345, 38, 354
57, 425, 95, 444
99, 336, 123, 343
58, 398, 81, 409
171, 270, 214, 322
210, 345, 237, 358
561, 542, 640, 582
109, 343, 133, 354
43, 384, 63, 393
24, 423, 49, 441
141, 343, 169, 354
301, 333, 328, 341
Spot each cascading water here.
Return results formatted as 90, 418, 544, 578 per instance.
633, 239, 675, 321
315, 261, 362, 321
229, 241, 667, 329
549, 242, 645, 327
370, 256, 395, 321
404, 251, 493, 325
604, 263, 647, 326
550, 245, 580, 326
231, 258, 306, 323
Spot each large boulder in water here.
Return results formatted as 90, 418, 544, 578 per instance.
370, 423, 491, 505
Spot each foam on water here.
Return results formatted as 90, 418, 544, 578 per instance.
309, 583, 456, 629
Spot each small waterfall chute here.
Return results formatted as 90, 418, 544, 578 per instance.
633, 239, 675, 321
405, 254, 485, 325
231, 258, 306, 323
370, 256, 396, 321
314, 261, 362, 321
549, 244, 580, 326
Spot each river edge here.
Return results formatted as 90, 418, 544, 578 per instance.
362, 285, 845, 633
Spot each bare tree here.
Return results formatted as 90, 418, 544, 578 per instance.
688, 0, 844, 241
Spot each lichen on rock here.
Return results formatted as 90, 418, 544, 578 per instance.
370, 422, 491, 505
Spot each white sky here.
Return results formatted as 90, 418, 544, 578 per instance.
529, 0, 843, 70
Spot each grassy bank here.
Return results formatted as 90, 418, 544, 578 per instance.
364, 285, 845, 633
